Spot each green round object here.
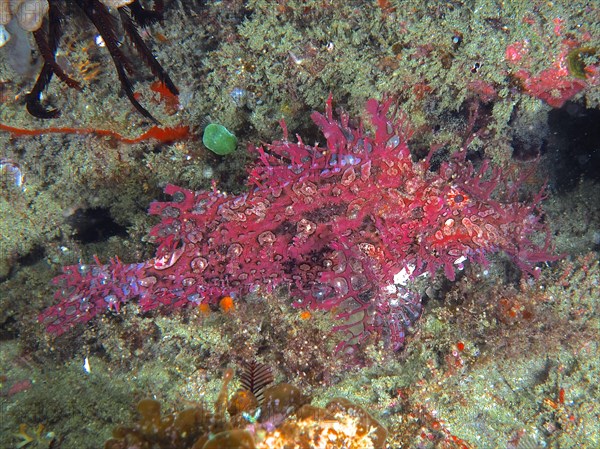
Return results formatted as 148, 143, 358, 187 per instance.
202, 123, 238, 155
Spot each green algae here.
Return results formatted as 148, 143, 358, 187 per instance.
202, 123, 238, 155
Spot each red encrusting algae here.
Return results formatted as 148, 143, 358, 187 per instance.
39, 96, 557, 352
506, 37, 599, 108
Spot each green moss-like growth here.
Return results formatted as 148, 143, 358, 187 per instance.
567, 46, 597, 79
202, 123, 238, 155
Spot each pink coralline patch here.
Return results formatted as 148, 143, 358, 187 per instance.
39, 97, 556, 352
552, 17, 564, 37
505, 41, 528, 63
506, 38, 598, 108
4, 379, 32, 397
467, 80, 497, 103
512, 67, 586, 108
